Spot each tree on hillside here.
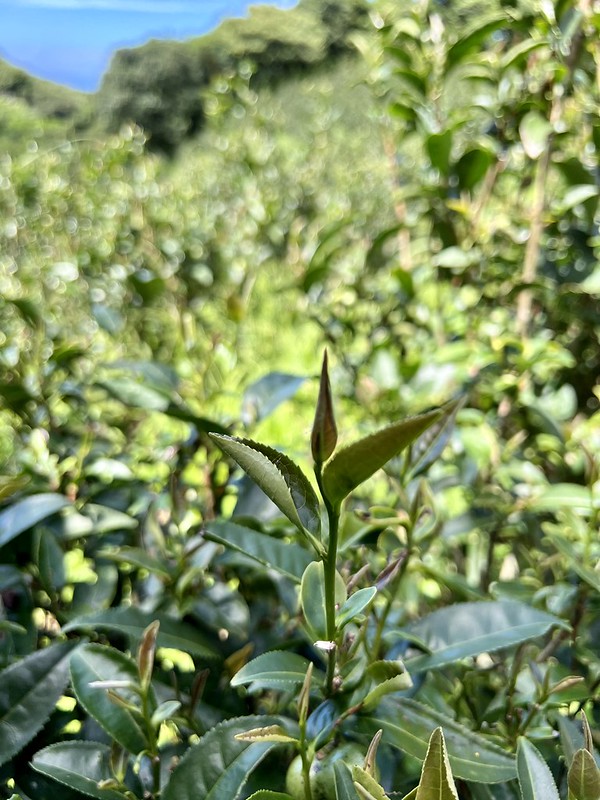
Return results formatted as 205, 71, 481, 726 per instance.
96, 41, 205, 152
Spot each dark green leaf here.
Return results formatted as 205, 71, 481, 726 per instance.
312, 350, 337, 464
31, 741, 126, 799
322, 406, 447, 507
370, 698, 516, 783
404, 601, 568, 672
426, 131, 453, 177
0, 494, 70, 549
241, 372, 306, 426
62, 607, 219, 660
516, 737, 560, 800
70, 644, 148, 754
334, 762, 361, 800
231, 651, 323, 691
162, 716, 283, 800
337, 588, 377, 630
0, 642, 76, 767
301, 560, 346, 640
204, 520, 313, 582
446, 16, 508, 68
209, 435, 321, 539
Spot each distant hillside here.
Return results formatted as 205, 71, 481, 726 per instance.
95, 0, 370, 151
0, 57, 88, 121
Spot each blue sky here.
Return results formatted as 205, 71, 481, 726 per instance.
0, 0, 298, 92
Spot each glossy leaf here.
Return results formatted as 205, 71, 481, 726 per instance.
70, 644, 148, 754
301, 560, 347, 640
0, 642, 76, 767
415, 728, 459, 800
204, 520, 313, 582
234, 725, 298, 744
334, 757, 362, 800
322, 407, 445, 506
209, 434, 321, 538
516, 737, 560, 800
568, 749, 600, 800
63, 607, 219, 660
231, 651, 323, 691
163, 715, 283, 800
404, 601, 568, 672
31, 741, 125, 799
0, 493, 70, 549
336, 587, 377, 630
544, 533, 600, 593
370, 698, 516, 783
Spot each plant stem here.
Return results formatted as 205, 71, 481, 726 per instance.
324, 501, 340, 695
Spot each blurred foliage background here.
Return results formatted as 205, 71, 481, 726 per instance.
1, 0, 600, 795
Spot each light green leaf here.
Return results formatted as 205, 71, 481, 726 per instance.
530, 484, 596, 515
0, 493, 70, 549
517, 737, 560, 800
163, 715, 283, 800
568, 749, 600, 800
519, 112, 552, 160
352, 765, 388, 800
80, 503, 138, 534
209, 434, 321, 538
62, 607, 219, 660
404, 601, 568, 672
415, 728, 459, 800
0, 642, 76, 767
322, 407, 445, 506
151, 700, 181, 727
337, 588, 377, 630
335, 761, 362, 800
370, 698, 516, 783
70, 644, 148, 754
98, 546, 171, 578
231, 651, 323, 691
559, 185, 599, 213
204, 520, 313, 583
234, 724, 298, 744
247, 793, 295, 800
31, 741, 126, 799
96, 377, 169, 411
301, 560, 347, 641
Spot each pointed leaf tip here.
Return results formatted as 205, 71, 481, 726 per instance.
311, 350, 338, 465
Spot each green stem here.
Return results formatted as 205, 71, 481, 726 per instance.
315, 464, 341, 696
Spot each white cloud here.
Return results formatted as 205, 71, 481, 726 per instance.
6, 0, 222, 11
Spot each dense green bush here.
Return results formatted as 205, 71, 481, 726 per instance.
1, 0, 600, 798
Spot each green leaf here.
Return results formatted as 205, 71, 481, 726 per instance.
335, 761, 362, 800
415, 728, 459, 800
352, 765, 388, 800
209, 434, 321, 539
31, 741, 126, 799
516, 737, 560, 800
559, 185, 599, 213
544, 533, 600, 593
0, 642, 76, 767
370, 698, 516, 783
426, 131, 453, 177
301, 560, 347, 641
530, 484, 596, 515
204, 520, 313, 583
519, 112, 552, 160
247, 793, 295, 800
70, 644, 148, 754
312, 350, 338, 465
404, 601, 568, 672
98, 546, 171, 578
231, 651, 323, 691
163, 715, 283, 800
568, 749, 600, 800
337, 588, 377, 631
62, 607, 219, 660
322, 407, 445, 506
80, 503, 138, 534
241, 372, 306, 426
96, 377, 169, 411
446, 16, 508, 67
234, 724, 298, 744
0, 493, 70, 549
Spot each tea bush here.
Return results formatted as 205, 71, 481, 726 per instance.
1, 0, 600, 798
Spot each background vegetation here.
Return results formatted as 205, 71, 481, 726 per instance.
1, 0, 600, 798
